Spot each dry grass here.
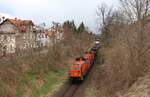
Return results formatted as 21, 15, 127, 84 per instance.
119, 71, 150, 97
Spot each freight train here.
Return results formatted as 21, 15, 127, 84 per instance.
69, 41, 100, 81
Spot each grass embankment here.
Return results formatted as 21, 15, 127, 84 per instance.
16, 70, 67, 97
0, 63, 68, 97
0, 47, 69, 97
0, 45, 92, 97
29, 70, 67, 97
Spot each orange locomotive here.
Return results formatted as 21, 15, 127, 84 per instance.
69, 51, 96, 81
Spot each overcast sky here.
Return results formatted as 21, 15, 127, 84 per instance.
0, 0, 118, 32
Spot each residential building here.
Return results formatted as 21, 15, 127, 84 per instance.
36, 25, 64, 47
36, 31, 51, 47
0, 18, 36, 56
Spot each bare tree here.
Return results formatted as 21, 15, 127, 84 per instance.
120, 0, 150, 21
97, 3, 113, 46
97, 3, 127, 46
120, 0, 150, 68
97, 3, 113, 32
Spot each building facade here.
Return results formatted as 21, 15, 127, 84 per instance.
0, 18, 36, 56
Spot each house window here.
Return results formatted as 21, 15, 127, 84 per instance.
23, 43, 27, 49
4, 35, 7, 40
23, 36, 26, 39
10, 44, 14, 53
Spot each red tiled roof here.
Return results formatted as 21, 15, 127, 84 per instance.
8, 19, 34, 32
44, 31, 54, 37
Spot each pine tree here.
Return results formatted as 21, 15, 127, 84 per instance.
63, 20, 77, 32
77, 22, 85, 33
70, 20, 77, 32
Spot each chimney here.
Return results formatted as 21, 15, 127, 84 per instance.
2, 16, 5, 20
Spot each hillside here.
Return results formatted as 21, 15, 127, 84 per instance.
120, 71, 150, 97
85, 45, 150, 97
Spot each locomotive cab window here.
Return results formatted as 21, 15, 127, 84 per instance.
70, 63, 81, 70
71, 67, 80, 70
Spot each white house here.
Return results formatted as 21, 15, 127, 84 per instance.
36, 31, 52, 47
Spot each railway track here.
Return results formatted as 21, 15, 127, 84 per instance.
61, 84, 79, 97
54, 42, 100, 97
54, 82, 80, 97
